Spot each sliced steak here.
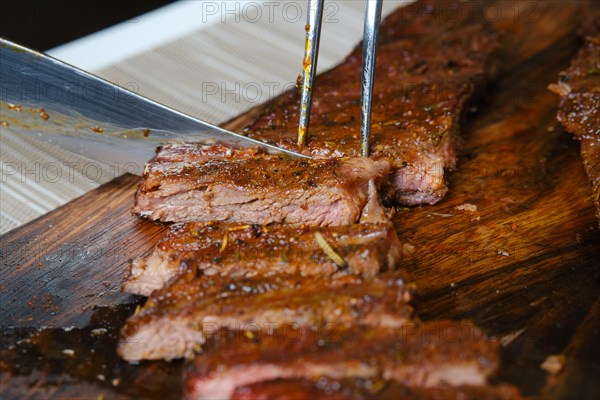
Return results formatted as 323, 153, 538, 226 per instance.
123, 221, 403, 296
184, 320, 499, 400
119, 273, 412, 361
132, 144, 390, 225
241, 0, 499, 204
549, 28, 600, 223
232, 379, 520, 400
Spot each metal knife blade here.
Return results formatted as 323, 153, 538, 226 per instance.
0, 38, 308, 172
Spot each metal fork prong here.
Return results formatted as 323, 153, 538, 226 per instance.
360, 0, 383, 157
297, 0, 325, 147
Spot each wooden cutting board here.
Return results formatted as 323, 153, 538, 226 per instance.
1, 1, 599, 399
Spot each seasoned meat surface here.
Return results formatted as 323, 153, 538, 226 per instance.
184, 321, 499, 400
232, 379, 520, 400
132, 144, 390, 225
241, 0, 499, 204
119, 273, 413, 361
124, 222, 403, 296
122, 4, 505, 397
549, 11, 600, 222
550, 38, 600, 139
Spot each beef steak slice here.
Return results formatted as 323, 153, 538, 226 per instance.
232, 379, 520, 400
549, 33, 600, 223
242, 0, 499, 205
119, 272, 413, 361
184, 320, 499, 399
132, 144, 390, 225
124, 221, 403, 296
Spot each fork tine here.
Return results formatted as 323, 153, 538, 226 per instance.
360, 0, 384, 157
297, 0, 325, 147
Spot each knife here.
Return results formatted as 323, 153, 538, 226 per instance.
0, 38, 308, 171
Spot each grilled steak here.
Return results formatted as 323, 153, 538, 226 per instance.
119, 273, 412, 361
549, 11, 600, 223
184, 320, 499, 400
241, 0, 499, 205
124, 221, 403, 296
132, 144, 390, 225
232, 379, 520, 400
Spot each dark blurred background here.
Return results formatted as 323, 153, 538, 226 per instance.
1, 0, 176, 51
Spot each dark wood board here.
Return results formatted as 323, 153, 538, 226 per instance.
1, 1, 599, 399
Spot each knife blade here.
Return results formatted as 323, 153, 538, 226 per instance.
0, 38, 309, 172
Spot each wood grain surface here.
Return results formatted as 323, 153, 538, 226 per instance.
1, 1, 599, 399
